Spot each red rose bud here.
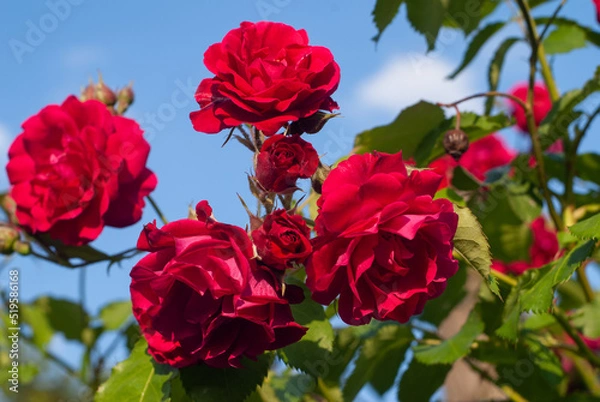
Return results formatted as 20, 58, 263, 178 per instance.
507, 83, 552, 133
95, 80, 117, 107
7, 96, 157, 246
306, 152, 459, 325
492, 217, 559, 276
13, 240, 31, 256
252, 209, 312, 271
116, 84, 135, 115
130, 201, 306, 368
311, 162, 332, 194
289, 112, 339, 135
256, 134, 319, 193
0, 225, 20, 255
443, 129, 469, 161
190, 21, 340, 136
429, 135, 515, 190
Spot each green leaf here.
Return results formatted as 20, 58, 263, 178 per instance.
452, 166, 482, 191
444, 0, 484, 35
486, 37, 522, 114
572, 299, 600, 338
419, 262, 468, 326
449, 22, 505, 78
453, 205, 500, 298
520, 240, 595, 313
179, 353, 272, 402
96, 339, 174, 402
353, 101, 445, 157
21, 304, 54, 349
569, 212, 600, 240
324, 327, 365, 384
544, 24, 587, 55
279, 280, 334, 375
577, 153, 600, 186
99, 300, 132, 331
398, 360, 451, 402
33, 297, 88, 342
535, 17, 600, 49
495, 279, 523, 341
415, 113, 512, 166
405, 0, 445, 51
371, 0, 404, 43
538, 67, 600, 150
414, 306, 484, 364
343, 325, 413, 401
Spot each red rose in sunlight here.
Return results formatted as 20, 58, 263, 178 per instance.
255, 134, 319, 193
130, 202, 306, 368
6, 96, 156, 246
508, 83, 552, 133
492, 217, 559, 276
429, 135, 515, 189
190, 21, 340, 136
252, 209, 312, 270
306, 152, 459, 325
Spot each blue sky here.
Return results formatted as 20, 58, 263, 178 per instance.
1, 0, 599, 400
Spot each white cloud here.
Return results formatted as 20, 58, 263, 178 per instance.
356, 54, 481, 114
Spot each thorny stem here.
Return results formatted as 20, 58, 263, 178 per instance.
437, 91, 528, 112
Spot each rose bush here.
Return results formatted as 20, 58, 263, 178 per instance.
6, 95, 156, 246
130, 201, 306, 368
306, 152, 459, 325
190, 21, 340, 136
255, 134, 319, 193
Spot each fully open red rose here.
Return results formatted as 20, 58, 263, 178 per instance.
306, 152, 459, 325
492, 217, 559, 276
252, 209, 312, 271
190, 21, 340, 136
508, 83, 552, 133
130, 202, 306, 368
429, 135, 515, 189
6, 96, 156, 246
255, 134, 319, 193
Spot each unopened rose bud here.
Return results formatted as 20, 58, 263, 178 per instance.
443, 129, 469, 161
95, 80, 117, 106
0, 226, 19, 255
116, 84, 135, 115
13, 241, 31, 256
311, 163, 332, 194
80, 81, 96, 101
289, 112, 339, 135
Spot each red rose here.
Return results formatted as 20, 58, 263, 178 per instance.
190, 21, 340, 136
252, 209, 312, 270
508, 83, 552, 133
306, 152, 459, 325
429, 135, 515, 189
492, 217, 559, 276
130, 202, 306, 368
6, 96, 156, 246
255, 134, 319, 193
595, 0, 600, 23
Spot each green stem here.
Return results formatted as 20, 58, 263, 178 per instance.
564, 350, 600, 396
437, 91, 528, 111
553, 308, 600, 368
465, 358, 528, 402
492, 269, 518, 287
514, 0, 564, 231
577, 262, 595, 303
146, 195, 168, 225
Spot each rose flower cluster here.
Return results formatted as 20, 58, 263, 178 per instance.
5, 20, 462, 371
